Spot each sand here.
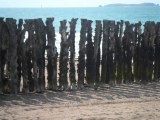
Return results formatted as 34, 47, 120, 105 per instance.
0, 81, 160, 120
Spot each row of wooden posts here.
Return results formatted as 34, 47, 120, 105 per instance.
0, 17, 160, 94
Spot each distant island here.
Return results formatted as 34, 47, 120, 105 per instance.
99, 3, 159, 7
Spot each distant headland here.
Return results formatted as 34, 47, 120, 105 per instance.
99, 3, 159, 7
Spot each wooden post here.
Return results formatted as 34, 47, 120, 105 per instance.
108, 21, 116, 86
59, 20, 69, 90
34, 18, 46, 92
115, 21, 123, 84
122, 21, 134, 84
0, 18, 11, 93
154, 22, 160, 81
143, 22, 155, 82
78, 19, 88, 89
46, 18, 58, 90
0, 18, 3, 93
101, 20, 110, 84
25, 19, 39, 92
6, 18, 18, 94
133, 22, 142, 82
93, 20, 102, 88
68, 18, 78, 88
86, 20, 94, 85
16, 19, 24, 92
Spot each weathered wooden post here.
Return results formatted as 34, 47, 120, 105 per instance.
68, 18, 78, 89
108, 21, 116, 86
122, 21, 134, 84
20, 22, 29, 93
143, 22, 155, 82
59, 20, 69, 90
34, 18, 46, 92
78, 19, 88, 89
101, 20, 110, 84
93, 20, 102, 88
154, 22, 160, 81
17, 19, 24, 92
86, 20, 94, 85
0, 18, 10, 93
6, 18, 18, 94
46, 18, 58, 90
25, 19, 38, 92
133, 22, 142, 82
115, 21, 123, 84
0, 18, 3, 93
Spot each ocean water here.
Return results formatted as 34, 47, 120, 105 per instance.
1, 6, 160, 56
0, 6, 160, 31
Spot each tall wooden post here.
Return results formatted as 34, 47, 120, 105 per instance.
78, 19, 88, 89
101, 20, 110, 84
68, 18, 78, 88
86, 20, 94, 85
6, 18, 18, 94
108, 21, 116, 86
154, 22, 160, 81
0, 18, 3, 93
143, 22, 156, 82
133, 22, 142, 82
20, 22, 29, 93
17, 19, 24, 92
46, 18, 58, 90
140, 22, 156, 83
59, 20, 69, 90
122, 22, 134, 84
34, 18, 46, 92
93, 20, 102, 87
115, 21, 123, 84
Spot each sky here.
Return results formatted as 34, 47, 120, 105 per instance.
0, 0, 159, 8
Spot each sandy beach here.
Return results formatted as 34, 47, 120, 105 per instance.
0, 81, 160, 120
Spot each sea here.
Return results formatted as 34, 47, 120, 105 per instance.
0, 6, 160, 56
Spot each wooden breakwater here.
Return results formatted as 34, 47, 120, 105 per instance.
0, 17, 160, 94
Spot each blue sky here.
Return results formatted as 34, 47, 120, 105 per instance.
0, 0, 159, 8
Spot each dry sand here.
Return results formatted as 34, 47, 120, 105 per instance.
1, 81, 160, 120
